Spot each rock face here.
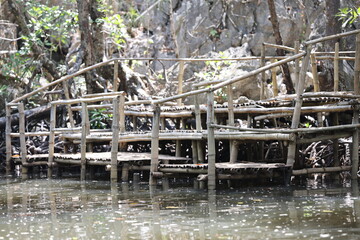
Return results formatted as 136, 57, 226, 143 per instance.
125, 0, 355, 99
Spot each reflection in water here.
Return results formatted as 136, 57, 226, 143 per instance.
0, 179, 360, 239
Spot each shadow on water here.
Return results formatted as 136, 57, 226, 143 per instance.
1, 177, 360, 239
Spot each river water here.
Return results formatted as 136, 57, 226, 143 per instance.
0, 177, 360, 240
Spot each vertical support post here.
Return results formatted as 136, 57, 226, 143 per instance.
352, 106, 359, 180
260, 44, 266, 100
150, 105, 161, 186
111, 97, 120, 182
5, 103, 12, 176
194, 88, 204, 163
355, 34, 360, 95
113, 60, 119, 92
62, 80, 75, 128
48, 103, 56, 178
294, 41, 300, 88
271, 59, 278, 97
18, 102, 27, 178
119, 92, 127, 152
177, 60, 185, 106
332, 113, 340, 168
311, 53, 320, 92
229, 141, 239, 164
132, 116, 137, 131
286, 47, 311, 167
80, 102, 88, 181
207, 91, 216, 190
334, 42, 340, 92
227, 84, 236, 163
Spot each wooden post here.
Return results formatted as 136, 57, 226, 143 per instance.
294, 41, 300, 88
334, 42, 340, 92
194, 88, 204, 163
111, 97, 120, 182
207, 91, 216, 190
62, 80, 75, 128
113, 60, 119, 92
177, 60, 185, 106
311, 53, 320, 92
271, 59, 278, 97
80, 102, 88, 181
332, 113, 340, 168
352, 106, 359, 179
286, 46, 311, 167
355, 34, 360, 95
227, 84, 236, 163
48, 103, 57, 178
150, 105, 161, 186
119, 92, 127, 152
260, 44, 266, 100
229, 141, 239, 164
5, 103, 12, 176
18, 102, 27, 178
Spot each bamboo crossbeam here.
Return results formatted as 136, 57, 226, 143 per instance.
305, 29, 360, 45
297, 132, 352, 144
313, 51, 355, 55
292, 166, 352, 175
193, 80, 223, 88
82, 91, 126, 98
315, 56, 354, 61
154, 53, 306, 104
263, 42, 297, 52
211, 123, 360, 134
52, 96, 119, 105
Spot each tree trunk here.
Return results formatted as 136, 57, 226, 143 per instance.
7, 0, 61, 80
77, 0, 103, 94
267, 0, 294, 94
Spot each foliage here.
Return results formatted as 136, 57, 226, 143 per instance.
336, 7, 360, 28
22, 1, 78, 55
89, 109, 112, 129
101, 14, 128, 49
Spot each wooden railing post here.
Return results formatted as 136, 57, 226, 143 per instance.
355, 33, 360, 95
260, 44, 266, 100
271, 59, 278, 97
18, 102, 28, 178
80, 102, 89, 181
113, 60, 119, 91
177, 60, 185, 106
294, 41, 300, 88
207, 91, 216, 190
62, 80, 75, 128
5, 103, 12, 176
194, 87, 204, 163
150, 104, 161, 186
334, 42, 340, 92
286, 46, 312, 167
352, 105, 359, 179
48, 103, 57, 178
111, 96, 120, 182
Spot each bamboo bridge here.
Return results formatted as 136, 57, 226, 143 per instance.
5, 30, 360, 190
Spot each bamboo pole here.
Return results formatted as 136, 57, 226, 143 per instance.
153, 52, 306, 105
311, 53, 320, 92
305, 29, 360, 45
150, 105, 161, 186
207, 91, 216, 190
263, 42, 297, 52
119, 93, 127, 151
80, 102, 88, 181
5, 103, 12, 176
229, 141, 239, 164
177, 60, 185, 106
314, 51, 355, 55
260, 44, 266, 100
194, 87, 204, 163
111, 97, 120, 182
355, 34, 360, 95
113, 60, 119, 92
332, 113, 340, 168
294, 41, 300, 85
286, 47, 311, 167
227, 84, 235, 162
62, 80, 75, 128
18, 102, 27, 178
352, 106, 359, 179
334, 42, 340, 92
292, 166, 352, 175
271, 59, 278, 97
48, 104, 57, 178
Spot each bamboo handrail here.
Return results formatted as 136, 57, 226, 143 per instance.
153, 52, 306, 104
263, 42, 297, 52
305, 29, 360, 45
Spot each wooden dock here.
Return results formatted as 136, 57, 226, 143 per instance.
5, 29, 360, 189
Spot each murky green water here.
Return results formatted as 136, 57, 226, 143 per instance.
0, 178, 360, 240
